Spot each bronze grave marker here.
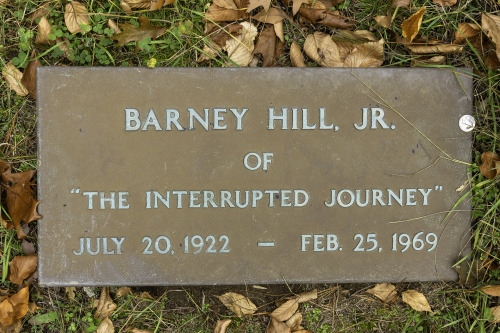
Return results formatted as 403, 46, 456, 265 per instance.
37, 67, 473, 286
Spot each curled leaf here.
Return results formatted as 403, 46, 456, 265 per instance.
64, 2, 90, 34
0, 287, 29, 327
433, 0, 456, 5
304, 32, 343, 67
35, 16, 52, 45
407, 44, 463, 54
411, 55, 446, 66
479, 151, 500, 179
343, 39, 384, 67
253, 26, 277, 67
402, 290, 432, 312
21, 54, 42, 99
271, 298, 299, 321
97, 317, 114, 333
205, 3, 247, 22
111, 16, 167, 48
267, 317, 291, 333
366, 283, 397, 303
285, 312, 302, 329
216, 292, 257, 317
94, 287, 117, 320
116, 287, 132, 298
290, 41, 306, 67
374, 15, 391, 29
401, 7, 426, 43
8, 255, 38, 285
225, 21, 258, 66
107, 19, 122, 34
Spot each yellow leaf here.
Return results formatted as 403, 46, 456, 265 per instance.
216, 292, 257, 317
402, 290, 433, 312
0, 287, 29, 327
401, 7, 426, 43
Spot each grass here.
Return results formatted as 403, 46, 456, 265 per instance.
1, 0, 500, 331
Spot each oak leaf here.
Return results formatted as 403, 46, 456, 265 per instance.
64, 2, 90, 34
1, 164, 40, 239
2, 62, 29, 97
482, 14, 500, 61
246, 0, 271, 12
97, 317, 114, 333
401, 7, 426, 43
8, 255, 38, 285
0, 287, 29, 327
225, 21, 258, 66
366, 283, 397, 303
111, 16, 167, 49
216, 292, 257, 317
271, 298, 299, 321
290, 41, 306, 67
402, 290, 432, 312
480, 285, 500, 297
94, 287, 117, 320
480, 152, 500, 179
433, 0, 456, 5
21, 53, 42, 99
35, 16, 52, 45
214, 319, 232, 333
267, 318, 291, 333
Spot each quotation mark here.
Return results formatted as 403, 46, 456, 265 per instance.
71, 188, 80, 194
434, 185, 443, 191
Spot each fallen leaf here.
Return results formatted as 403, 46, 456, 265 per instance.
296, 289, 317, 303
480, 285, 500, 296
205, 3, 247, 22
401, 7, 426, 43
267, 317, 291, 333
252, 7, 286, 24
479, 151, 499, 179
290, 41, 306, 67
94, 287, 117, 320
343, 39, 384, 67
116, 287, 132, 298
490, 306, 500, 323
8, 255, 37, 285
271, 299, 299, 321
216, 292, 257, 317
482, 14, 500, 61
29, 2, 52, 21
433, 0, 456, 5
0, 319, 22, 333
374, 15, 391, 29
120, 1, 133, 13
0, 287, 29, 327
392, 0, 409, 7
214, 319, 232, 333
65, 287, 76, 301
319, 13, 354, 29
21, 240, 35, 256
139, 291, 154, 299
35, 16, 52, 45
64, 2, 90, 34
130, 329, 152, 333
454, 23, 481, 46
366, 283, 397, 303
108, 19, 122, 34
1, 164, 40, 239
150, 0, 175, 11
285, 312, 302, 329
298, 8, 325, 23
292, 0, 308, 15
411, 55, 446, 66
247, 0, 271, 12
2, 62, 29, 97
21, 53, 41, 99
97, 317, 114, 333
402, 290, 433, 312
253, 26, 277, 67
111, 16, 167, 49
215, 0, 239, 9
407, 44, 463, 54
27, 302, 39, 314
303, 32, 343, 67
274, 21, 284, 42
225, 21, 258, 66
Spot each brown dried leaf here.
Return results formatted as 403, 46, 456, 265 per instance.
215, 0, 238, 9
65, 287, 76, 301
285, 312, 302, 329
411, 55, 446, 66
2, 62, 29, 97
407, 44, 463, 54
0, 287, 29, 327
271, 299, 299, 321
433, 0, 456, 5
130, 329, 152, 333
334, 30, 378, 43
247, 0, 271, 12
296, 289, 317, 303
319, 13, 354, 29
482, 14, 500, 61
392, 0, 409, 8
480, 285, 500, 297
111, 16, 167, 48
2, 165, 40, 239
253, 26, 277, 67
343, 39, 384, 67
292, 0, 308, 15
120, 1, 133, 13
216, 292, 257, 317
366, 283, 397, 303
481, 152, 500, 179
374, 15, 391, 29
139, 291, 154, 299
402, 290, 433, 312
29, 2, 52, 21
303, 32, 343, 67
108, 19, 122, 34
214, 319, 232, 333
0, 318, 22, 333
9, 255, 38, 285
290, 41, 306, 67
401, 7, 426, 43
267, 318, 291, 333
94, 287, 117, 320
97, 317, 114, 333
21, 54, 41, 99
21, 240, 35, 256
35, 16, 52, 45
205, 4, 247, 22
121, 0, 149, 9
27, 302, 39, 314
490, 306, 500, 323
225, 21, 258, 66
55, 37, 73, 57
454, 23, 481, 45
252, 7, 286, 24
274, 21, 284, 42
298, 8, 325, 23
116, 287, 132, 298
64, 2, 90, 34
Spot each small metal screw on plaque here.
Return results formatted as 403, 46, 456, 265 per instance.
459, 115, 475, 132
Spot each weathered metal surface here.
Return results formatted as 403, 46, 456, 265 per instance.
37, 67, 472, 286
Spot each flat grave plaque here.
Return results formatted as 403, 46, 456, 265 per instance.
37, 67, 472, 286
